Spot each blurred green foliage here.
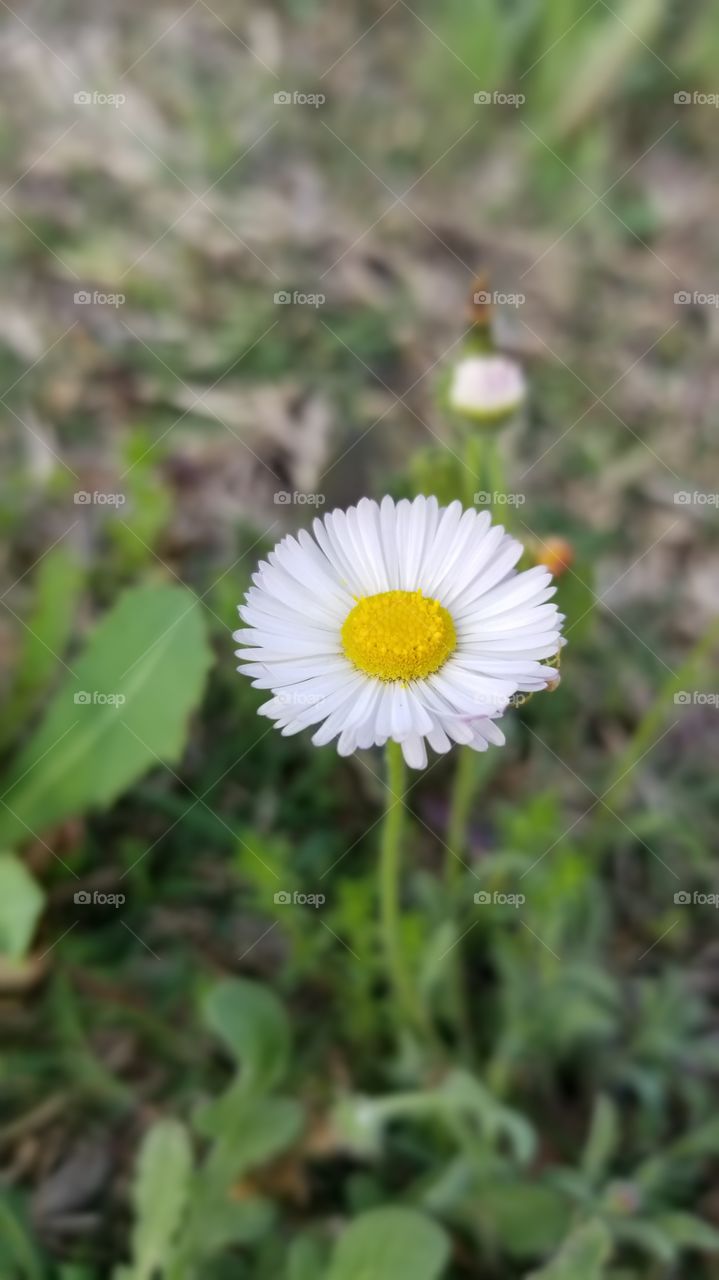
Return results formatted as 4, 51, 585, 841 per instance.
1, 0, 719, 1276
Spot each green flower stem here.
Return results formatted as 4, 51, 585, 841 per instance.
379, 740, 427, 1035
446, 744, 478, 895
448, 418, 509, 888
444, 419, 510, 1053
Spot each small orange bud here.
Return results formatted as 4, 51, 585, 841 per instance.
467, 274, 493, 328
537, 537, 574, 577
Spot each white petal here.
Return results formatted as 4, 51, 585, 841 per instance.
402, 735, 428, 769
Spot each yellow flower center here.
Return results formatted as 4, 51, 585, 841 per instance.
341, 589, 456, 682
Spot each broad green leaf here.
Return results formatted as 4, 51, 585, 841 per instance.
326, 1207, 450, 1280
129, 1119, 192, 1280
203, 978, 291, 1092
286, 1235, 328, 1280
185, 1196, 274, 1260
196, 1090, 303, 1183
184, 1095, 300, 1262
0, 853, 45, 959
0, 584, 212, 845
527, 1220, 612, 1279
471, 1180, 572, 1259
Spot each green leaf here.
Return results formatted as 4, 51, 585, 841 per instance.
0, 1193, 45, 1280
654, 1211, 719, 1253
183, 1094, 299, 1263
187, 1196, 274, 1257
670, 1117, 719, 1159
610, 1218, 674, 1263
0, 853, 45, 959
471, 1180, 572, 1259
334, 1070, 534, 1166
128, 1119, 193, 1280
286, 1235, 329, 1280
581, 1095, 620, 1185
326, 1207, 450, 1280
196, 1090, 303, 1182
527, 1220, 612, 1279
203, 978, 291, 1092
0, 584, 213, 845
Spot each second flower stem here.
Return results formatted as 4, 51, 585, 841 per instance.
446, 745, 478, 895
380, 740, 427, 1036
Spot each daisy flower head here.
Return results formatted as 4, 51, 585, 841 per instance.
235, 496, 565, 769
448, 353, 526, 421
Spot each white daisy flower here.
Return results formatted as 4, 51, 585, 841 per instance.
234, 496, 564, 770
449, 354, 526, 420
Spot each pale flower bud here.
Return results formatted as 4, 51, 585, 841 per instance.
449, 354, 526, 421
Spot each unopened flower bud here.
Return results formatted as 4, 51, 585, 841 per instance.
448, 354, 526, 422
536, 537, 574, 578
